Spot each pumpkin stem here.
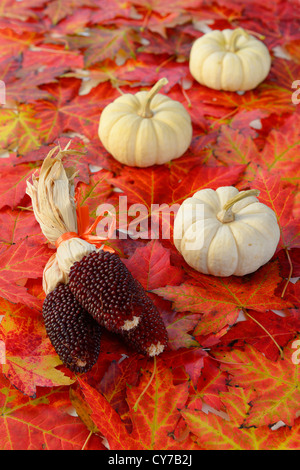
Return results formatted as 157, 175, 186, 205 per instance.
227, 28, 249, 53
139, 78, 168, 118
217, 189, 260, 223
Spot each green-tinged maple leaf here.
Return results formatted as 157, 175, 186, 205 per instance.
267, 418, 300, 450
214, 339, 300, 427
66, 27, 141, 67
126, 358, 190, 449
68, 52, 189, 97
165, 311, 200, 350
49, 7, 92, 35
162, 348, 207, 386
249, 172, 299, 251
182, 386, 293, 450
0, 57, 19, 84
0, 375, 105, 450
137, 11, 191, 39
153, 261, 292, 335
212, 124, 260, 177
131, 0, 202, 15
69, 385, 100, 437
184, 74, 296, 119
218, 309, 300, 362
0, 28, 42, 62
82, 0, 134, 25
0, 58, 45, 107
188, 357, 228, 412
1, 353, 73, 399
0, 105, 42, 155
33, 78, 119, 144
75, 169, 114, 218
114, 52, 190, 90
3, 46, 85, 105
78, 359, 192, 450
0, 297, 73, 397
191, 0, 243, 22
0, 239, 51, 310
0, 164, 37, 210
98, 356, 140, 427
138, 27, 195, 59
43, 0, 95, 25
64, 60, 123, 95
0, 0, 46, 22
77, 375, 136, 449
23, 44, 84, 71
5, 78, 52, 106
268, 57, 300, 90
253, 113, 300, 184
0, 207, 44, 247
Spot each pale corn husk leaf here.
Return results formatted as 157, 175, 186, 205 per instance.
26, 143, 79, 243
43, 253, 69, 295
56, 238, 96, 275
26, 143, 96, 293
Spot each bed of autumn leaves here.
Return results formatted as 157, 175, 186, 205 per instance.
0, 0, 300, 451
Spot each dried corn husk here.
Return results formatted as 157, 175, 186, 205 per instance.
26, 143, 96, 294
42, 253, 68, 294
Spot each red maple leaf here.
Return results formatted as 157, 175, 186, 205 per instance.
216, 339, 300, 427
153, 261, 293, 335
0, 239, 51, 309
124, 239, 183, 290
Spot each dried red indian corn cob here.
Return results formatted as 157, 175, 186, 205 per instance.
121, 294, 168, 356
43, 283, 101, 373
68, 250, 147, 332
68, 250, 168, 346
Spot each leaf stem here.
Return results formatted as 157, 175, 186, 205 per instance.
133, 356, 156, 412
181, 82, 192, 108
208, 353, 251, 366
81, 430, 93, 450
242, 308, 284, 359
281, 247, 293, 298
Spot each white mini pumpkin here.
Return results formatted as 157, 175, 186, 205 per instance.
189, 28, 271, 91
98, 78, 193, 167
173, 186, 280, 277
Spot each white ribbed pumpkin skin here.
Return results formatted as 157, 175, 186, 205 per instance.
98, 91, 193, 167
173, 186, 280, 277
189, 29, 271, 91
